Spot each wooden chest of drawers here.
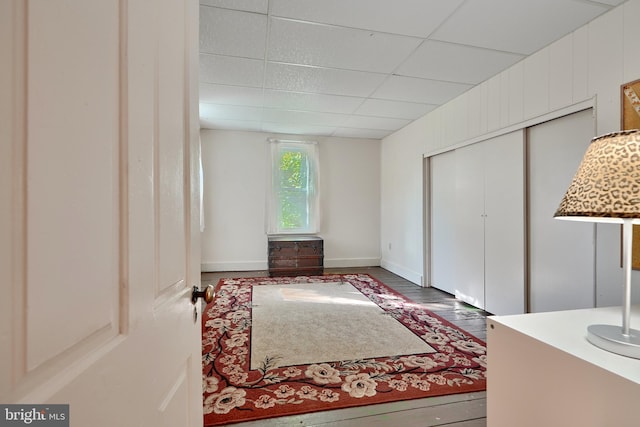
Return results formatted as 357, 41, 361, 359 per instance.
268, 236, 323, 277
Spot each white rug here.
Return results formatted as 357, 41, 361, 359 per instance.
250, 281, 435, 369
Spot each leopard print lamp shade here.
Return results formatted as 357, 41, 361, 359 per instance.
555, 129, 640, 222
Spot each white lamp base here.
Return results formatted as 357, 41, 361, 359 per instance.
587, 324, 640, 359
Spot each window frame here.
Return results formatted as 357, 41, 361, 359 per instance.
266, 139, 320, 235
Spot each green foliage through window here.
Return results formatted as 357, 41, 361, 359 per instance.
278, 150, 309, 229
267, 140, 318, 235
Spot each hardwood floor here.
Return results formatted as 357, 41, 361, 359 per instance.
201, 267, 489, 427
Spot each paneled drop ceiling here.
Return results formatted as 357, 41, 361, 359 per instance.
199, 0, 625, 139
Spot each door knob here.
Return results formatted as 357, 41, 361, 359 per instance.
192, 285, 215, 304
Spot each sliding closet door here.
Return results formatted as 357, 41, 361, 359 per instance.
484, 131, 525, 315
454, 132, 525, 314
528, 109, 595, 312
430, 132, 525, 314
430, 150, 457, 294
454, 143, 486, 309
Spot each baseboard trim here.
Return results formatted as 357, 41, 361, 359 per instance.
324, 258, 380, 268
380, 259, 422, 286
202, 258, 381, 273
201, 261, 268, 272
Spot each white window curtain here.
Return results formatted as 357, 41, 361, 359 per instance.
266, 139, 320, 235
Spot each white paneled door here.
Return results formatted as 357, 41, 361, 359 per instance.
0, 1, 203, 426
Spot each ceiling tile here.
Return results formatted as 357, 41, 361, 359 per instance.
200, 117, 263, 132
396, 40, 524, 84
199, 0, 621, 139
265, 62, 386, 97
269, 0, 464, 38
354, 99, 436, 120
431, 0, 611, 55
342, 115, 410, 131
200, 54, 264, 86
199, 6, 267, 58
261, 122, 337, 137
199, 0, 268, 14
199, 83, 264, 106
267, 18, 422, 73
332, 127, 393, 139
200, 103, 263, 121
373, 75, 471, 104
263, 90, 363, 114
261, 109, 347, 127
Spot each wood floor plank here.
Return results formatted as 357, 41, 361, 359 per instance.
442, 418, 487, 427
307, 398, 486, 427
228, 394, 486, 427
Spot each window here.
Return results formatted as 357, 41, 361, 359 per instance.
266, 140, 319, 235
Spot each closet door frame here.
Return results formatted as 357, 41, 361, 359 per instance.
424, 99, 596, 314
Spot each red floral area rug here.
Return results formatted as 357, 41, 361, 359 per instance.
202, 274, 486, 426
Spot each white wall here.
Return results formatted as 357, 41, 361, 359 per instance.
380, 0, 640, 300
200, 129, 381, 271
380, 123, 426, 285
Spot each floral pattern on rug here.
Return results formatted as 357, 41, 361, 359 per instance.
202, 274, 487, 426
